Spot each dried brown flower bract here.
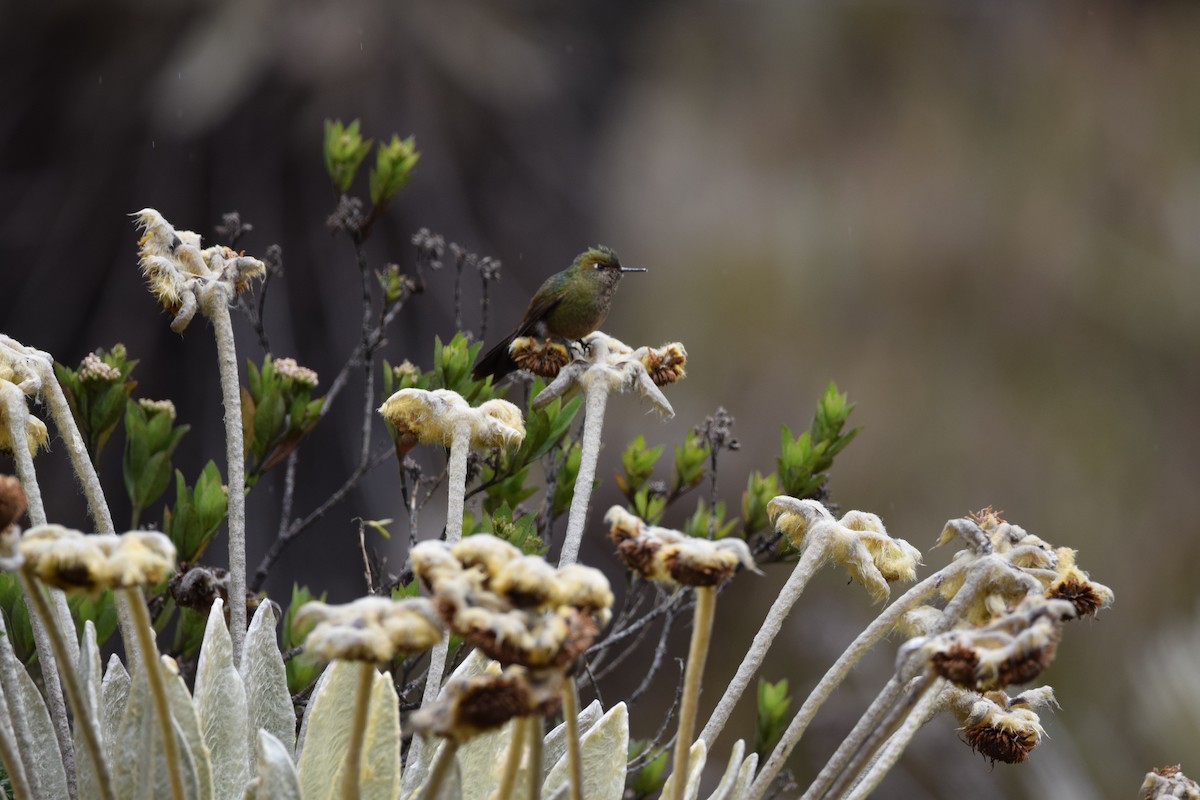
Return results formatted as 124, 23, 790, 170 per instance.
946, 685, 1056, 766
1140, 765, 1200, 800
604, 505, 759, 588
639, 342, 687, 387
0, 474, 26, 532
509, 337, 572, 378
918, 600, 1073, 691
409, 666, 563, 744
410, 535, 613, 669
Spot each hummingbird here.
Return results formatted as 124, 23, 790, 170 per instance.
472, 245, 646, 381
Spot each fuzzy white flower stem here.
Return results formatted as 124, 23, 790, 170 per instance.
670, 585, 717, 800
2, 384, 77, 797
123, 586, 186, 800
700, 538, 827, 747
562, 678, 584, 800
748, 559, 968, 800
496, 717, 527, 800
842, 678, 947, 800
527, 715, 544, 800
406, 418, 473, 787
341, 662, 375, 800
793, 557, 999, 800
559, 381, 609, 566
19, 572, 113, 800
418, 740, 459, 800
201, 285, 248, 666
0, 607, 41, 797
36, 361, 140, 661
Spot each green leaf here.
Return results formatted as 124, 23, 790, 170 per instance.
253, 391, 286, 461
670, 429, 710, 496
368, 134, 419, 207
755, 678, 792, 760
324, 119, 373, 195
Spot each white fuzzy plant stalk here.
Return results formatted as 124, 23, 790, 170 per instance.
0, 381, 78, 793
17, 570, 115, 800
0, 335, 143, 660
133, 209, 266, 667
202, 285, 250, 664
670, 585, 717, 800
529, 333, 683, 566
378, 388, 525, 792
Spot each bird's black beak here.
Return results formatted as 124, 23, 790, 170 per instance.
620, 267, 647, 273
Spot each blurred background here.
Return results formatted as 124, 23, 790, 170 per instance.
3, 1, 1199, 797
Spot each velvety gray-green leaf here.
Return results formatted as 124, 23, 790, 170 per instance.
14, 650, 69, 799
245, 730, 302, 800
194, 599, 249, 800
164, 656, 214, 800
543, 701, 629, 800
241, 601, 295, 758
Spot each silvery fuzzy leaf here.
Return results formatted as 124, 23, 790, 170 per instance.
194, 598, 249, 800
543, 701, 629, 800
73, 621, 106, 799
540, 699, 602, 785
114, 666, 202, 799
293, 662, 331, 763
14, 655, 69, 799
359, 669, 401, 800
298, 660, 397, 800
164, 656, 214, 800
457, 717, 516, 800
730, 751, 758, 799
702, 739, 745, 800
244, 730, 302, 800
101, 653, 130, 762
240, 600, 295, 757
658, 739, 707, 800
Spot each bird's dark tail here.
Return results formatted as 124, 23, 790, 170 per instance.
472, 332, 519, 381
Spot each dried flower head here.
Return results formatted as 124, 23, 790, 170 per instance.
946, 686, 1056, 765
411, 535, 613, 668
378, 388, 525, 450
1045, 547, 1114, 618
920, 599, 1074, 691
640, 342, 687, 387
19, 525, 176, 593
604, 506, 759, 588
273, 357, 319, 389
133, 208, 266, 332
768, 496, 921, 603
409, 665, 563, 743
0, 475, 26, 533
531, 332, 679, 417
0, 335, 47, 395
296, 596, 443, 662
510, 337, 572, 378
1141, 765, 1200, 800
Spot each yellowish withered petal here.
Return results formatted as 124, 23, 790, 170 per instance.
19, 525, 176, 593
638, 342, 687, 387
450, 533, 523, 576
766, 496, 835, 549
769, 496, 921, 603
0, 409, 49, 456
297, 596, 443, 662
378, 388, 525, 450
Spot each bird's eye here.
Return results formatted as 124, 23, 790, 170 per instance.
593, 261, 604, 269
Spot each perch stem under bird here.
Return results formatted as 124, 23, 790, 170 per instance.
472, 245, 645, 381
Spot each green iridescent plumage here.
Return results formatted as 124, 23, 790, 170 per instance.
473, 246, 645, 380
